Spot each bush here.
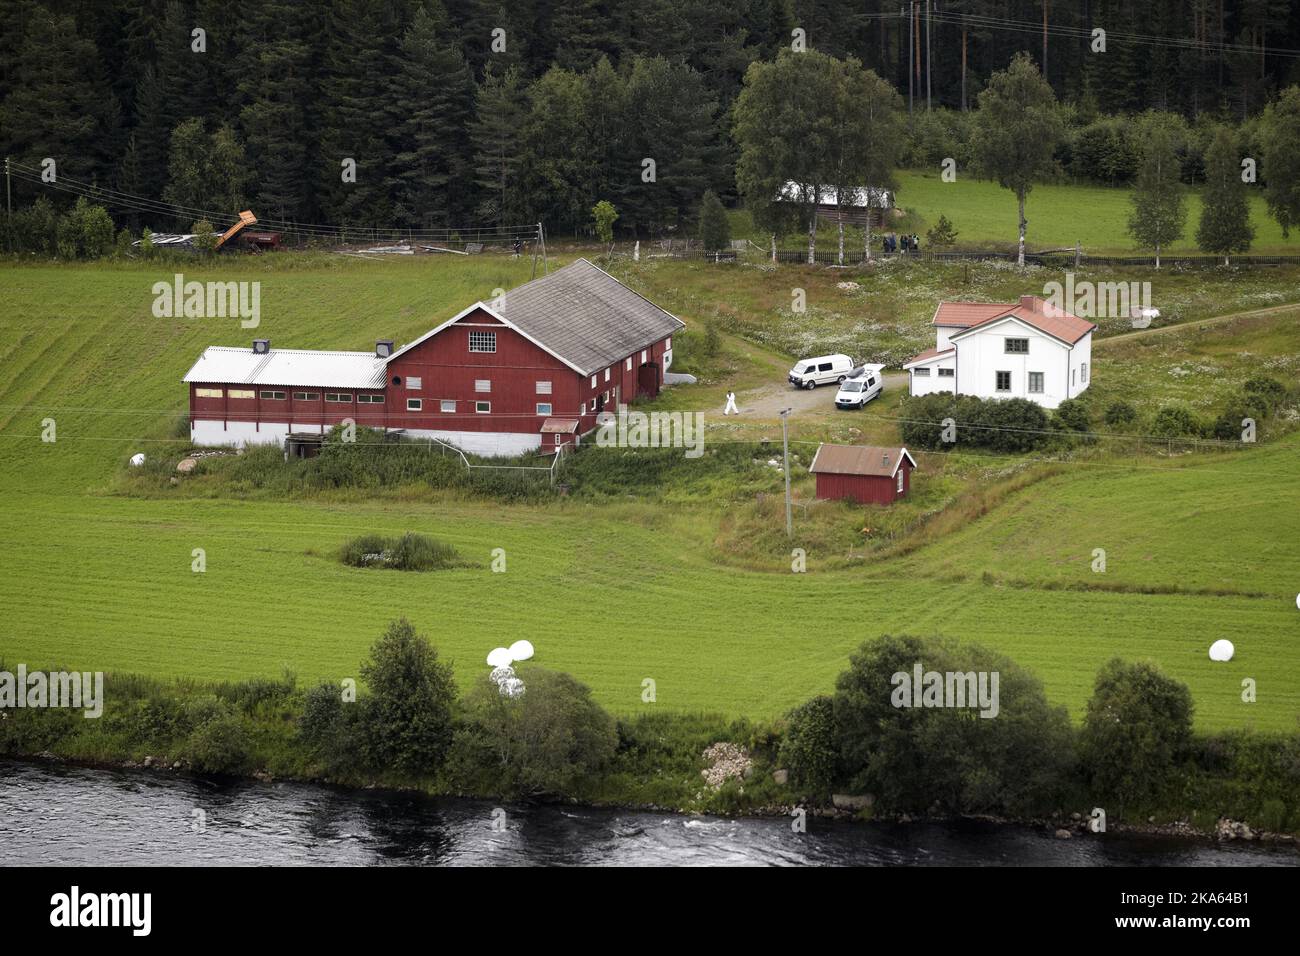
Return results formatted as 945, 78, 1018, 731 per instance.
1104, 401, 1138, 427
1053, 398, 1092, 433
299, 681, 362, 773
1242, 376, 1287, 410
831, 634, 1075, 816
778, 695, 837, 796
1150, 404, 1202, 439
183, 708, 251, 774
450, 667, 617, 797
899, 394, 1050, 453
1080, 658, 1193, 811
358, 619, 457, 777
339, 532, 463, 571
698, 190, 731, 252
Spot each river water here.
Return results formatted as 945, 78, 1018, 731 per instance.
2, 760, 1296, 866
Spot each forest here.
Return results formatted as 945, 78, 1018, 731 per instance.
2, 0, 1300, 238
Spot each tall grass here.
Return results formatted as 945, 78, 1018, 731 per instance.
338, 532, 465, 571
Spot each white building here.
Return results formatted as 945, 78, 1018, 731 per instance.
903, 296, 1096, 410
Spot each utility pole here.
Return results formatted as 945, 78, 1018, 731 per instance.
925, 0, 932, 111
780, 407, 793, 537
538, 222, 548, 274
4, 156, 11, 253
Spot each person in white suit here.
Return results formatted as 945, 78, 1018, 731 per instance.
724, 391, 739, 415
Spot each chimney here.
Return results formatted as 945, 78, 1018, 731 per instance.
882, 452, 890, 468
375, 340, 394, 358
1019, 295, 1040, 312
253, 339, 270, 354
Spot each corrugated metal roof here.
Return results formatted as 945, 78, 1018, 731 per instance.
809, 444, 917, 478
182, 346, 387, 389
540, 418, 579, 433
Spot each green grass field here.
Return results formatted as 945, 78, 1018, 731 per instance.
1, 257, 1297, 731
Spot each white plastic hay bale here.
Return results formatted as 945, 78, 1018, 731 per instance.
486, 647, 513, 668
129, 453, 146, 467
508, 640, 534, 662
1208, 639, 1235, 662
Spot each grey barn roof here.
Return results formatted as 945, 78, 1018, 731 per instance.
491, 259, 685, 375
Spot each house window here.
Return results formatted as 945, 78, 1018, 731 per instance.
357, 394, 384, 404
1028, 372, 1044, 393
475, 401, 490, 413
914, 367, 931, 377
468, 331, 496, 353
1005, 338, 1029, 354
937, 368, 954, 378
326, 393, 352, 403
1081, 362, 1088, 383
293, 392, 319, 401
590, 374, 597, 388
536, 381, 552, 395
229, 389, 255, 399
406, 376, 422, 390
537, 403, 553, 416
604, 368, 611, 382
641, 350, 648, 363
440, 400, 455, 413
195, 388, 223, 398
475, 379, 491, 392
625, 357, 632, 371
896, 471, 904, 494
407, 399, 422, 411
996, 371, 1011, 392
1071, 368, 1076, 386
259, 390, 285, 400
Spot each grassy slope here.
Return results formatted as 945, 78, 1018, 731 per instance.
1, 258, 1297, 730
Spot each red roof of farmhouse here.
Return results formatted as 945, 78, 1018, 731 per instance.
932, 296, 1096, 345
902, 346, 955, 367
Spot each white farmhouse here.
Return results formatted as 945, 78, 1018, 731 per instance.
903, 296, 1096, 409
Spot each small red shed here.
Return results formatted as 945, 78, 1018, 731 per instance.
810, 444, 917, 505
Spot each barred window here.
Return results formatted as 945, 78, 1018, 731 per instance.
1004, 338, 1029, 354
260, 390, 285, 400
293, 392, 319, 401
357, 394, 384, 404
195, 388, 223, 398
475, 379, 491, 393
469, 331, 497, 353
536, 381, 552, 395
326, 393, 352, 403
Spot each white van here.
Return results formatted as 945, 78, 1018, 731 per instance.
788, 353, 855, 389
834, 364, 885, 409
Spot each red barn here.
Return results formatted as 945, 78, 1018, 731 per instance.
182, 259, 684, 456
810, 444, 917, 505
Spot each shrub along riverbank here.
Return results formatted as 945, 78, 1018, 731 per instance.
3, 624, 1297, 840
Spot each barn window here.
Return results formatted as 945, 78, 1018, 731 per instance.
475, 379, 491, 392
1028, 372, 1044, 393
937, 368, 954, 378
195, 388, 223, 398
625, 357, 632, 372
293, 392, 319, 401
579, 402, 586, 415
326, 393, 352, 403
407, 399, 422, 411
666, 337, 672, 349
357, 394, 384, 404
1004, 337, 1029, 354
469, 331, 497, 353
260, 390, 286, 400
536, 381, 552, 394
590, 374, 597, 388
641, 350, 647, 362
229, 389, 255, 399
896, 471, 904, 493
604, 368, 610, 382
440, 400, 455, 413
913, 367, 930, 377
476, 401, 491, 413
996, 371, 1011, 392
536, 403, 553, 416
406, 376, 422, 390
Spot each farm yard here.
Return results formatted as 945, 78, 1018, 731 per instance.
2, 254, 1298, 733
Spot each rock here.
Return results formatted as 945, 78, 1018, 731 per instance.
1055, 828, 1072, 839
1071, 811, 1082, 821
172, 761, 182, 770
143, 756, 155, 768
772, 769, 789, 786
1148, 815, 1156, 823
831, 793, 873, 811
176, 457, 198, 473
699, 742, 751, 789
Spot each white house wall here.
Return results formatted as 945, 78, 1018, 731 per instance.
191, 418, 541, 457
908, 358, 956, 397
950, 319, 1076, 409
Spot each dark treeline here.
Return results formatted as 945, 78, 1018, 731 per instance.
2, 0, 1300, 236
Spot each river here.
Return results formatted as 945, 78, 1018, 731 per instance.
2, 760, 1296, 866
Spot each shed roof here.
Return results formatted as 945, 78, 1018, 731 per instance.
182, 346, 387, 389
539, 418, 580, 434
809, 444, 917, 478
902, 346, 955, 368
387, 258, 685, 375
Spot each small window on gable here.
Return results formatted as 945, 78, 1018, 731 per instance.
897, 471, 904, 493
625, 357, 632, 372
1005, 338, 1029, 354
475, 379, 491, 393
536, 381, 552, 395
468, 331, 496, 353
604, 368, 610, 382
641, 350, 648, 363
406, 376, 422, 390
590, 374, 597, 388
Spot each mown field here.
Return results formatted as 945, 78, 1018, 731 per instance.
1, 257, 1297, 730
726, 169, 1300, 256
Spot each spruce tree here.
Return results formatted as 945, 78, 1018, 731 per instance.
1196, 125, 1254, 264
470, 65, 526, 225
